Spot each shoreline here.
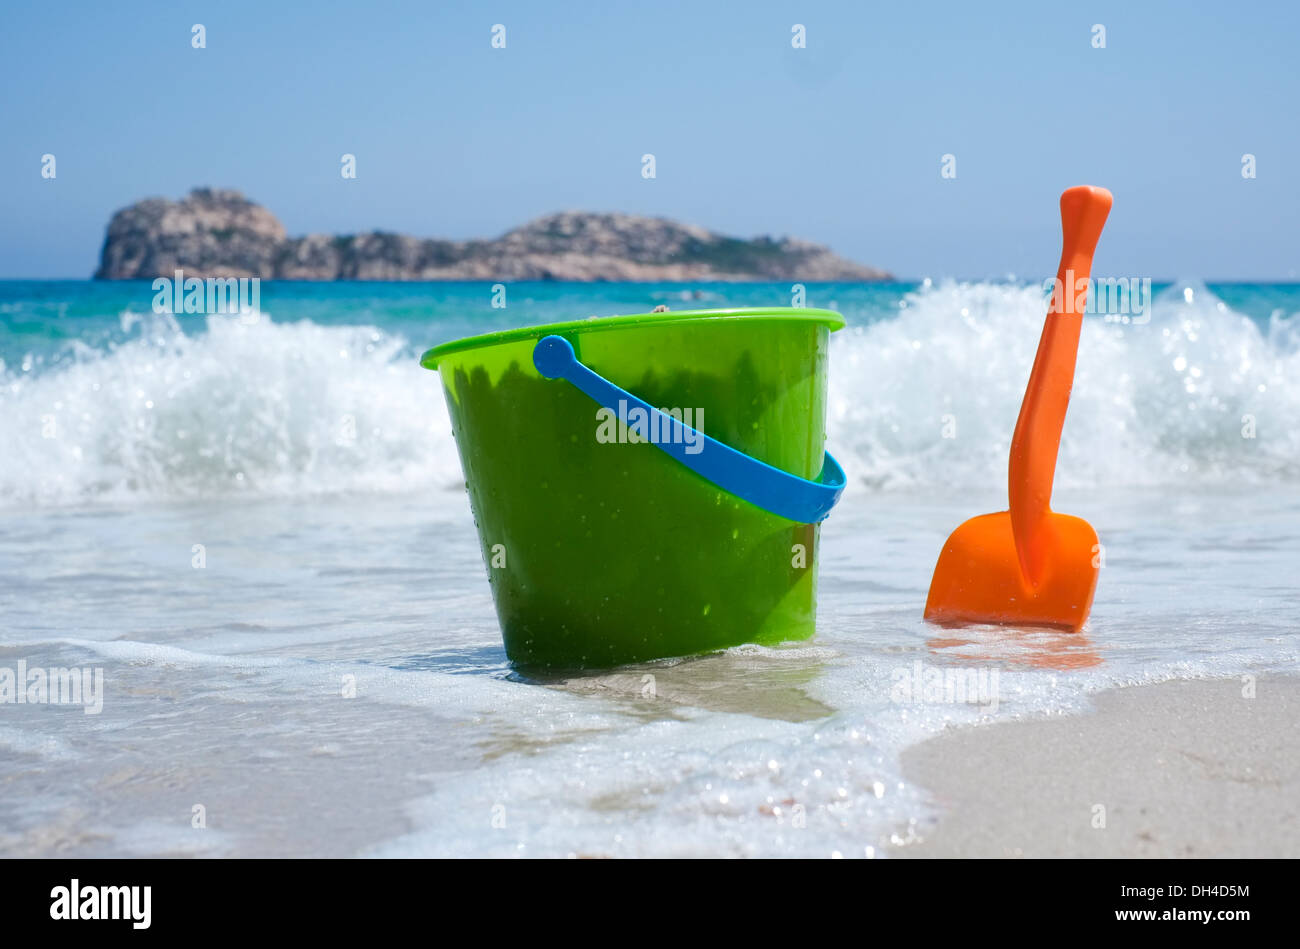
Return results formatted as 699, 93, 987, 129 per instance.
893, 676, 1300, 858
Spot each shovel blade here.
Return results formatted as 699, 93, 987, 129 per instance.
923, 511, 1099, 632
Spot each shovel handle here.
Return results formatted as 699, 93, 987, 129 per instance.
533, 335, 845, 524
1009, 185, 1112, 584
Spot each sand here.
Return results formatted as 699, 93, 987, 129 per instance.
894, 676, 1300, 858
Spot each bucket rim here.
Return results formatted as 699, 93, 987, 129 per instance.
419, 306, 845, 369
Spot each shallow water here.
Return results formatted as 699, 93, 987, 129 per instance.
2, 279, 1298, 856
2, 483, 1296, 857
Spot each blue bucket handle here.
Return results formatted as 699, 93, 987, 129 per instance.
532, 335, 845, 524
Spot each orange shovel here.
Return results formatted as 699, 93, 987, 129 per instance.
924, 185, 1112, 632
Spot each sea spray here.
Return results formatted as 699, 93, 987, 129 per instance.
828, 279, 1300, 489
0, 312, 457, 505
2, 281, 1299, 507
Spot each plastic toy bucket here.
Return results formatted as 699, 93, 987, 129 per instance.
421, 307, 846, 669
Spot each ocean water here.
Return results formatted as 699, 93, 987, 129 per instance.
2, 279, 1298, 857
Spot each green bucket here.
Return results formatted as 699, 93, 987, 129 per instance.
421, 307, 846, 669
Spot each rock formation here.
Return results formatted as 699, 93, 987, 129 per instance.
95, 189, 891, 282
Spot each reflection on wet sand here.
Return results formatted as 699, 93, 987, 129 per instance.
528, 645, 837, 723
927, 625, 1102, 671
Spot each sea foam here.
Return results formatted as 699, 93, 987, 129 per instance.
830, 279, 1300, 490
1, 311, 458, 505
2, 281, 1297, 507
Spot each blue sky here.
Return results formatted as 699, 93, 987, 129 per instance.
2, 0, 1297, 279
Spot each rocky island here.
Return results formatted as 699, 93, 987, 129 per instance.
94, 188, 890, 282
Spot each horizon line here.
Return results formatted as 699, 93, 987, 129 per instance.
2, 276, 1299, 285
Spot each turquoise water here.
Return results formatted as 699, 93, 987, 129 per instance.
8, 279, 1300, 368
1, 279, 1298, 856
6, 278, 1300, 499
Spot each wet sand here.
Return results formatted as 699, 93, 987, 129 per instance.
895, 676, 1300, 858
